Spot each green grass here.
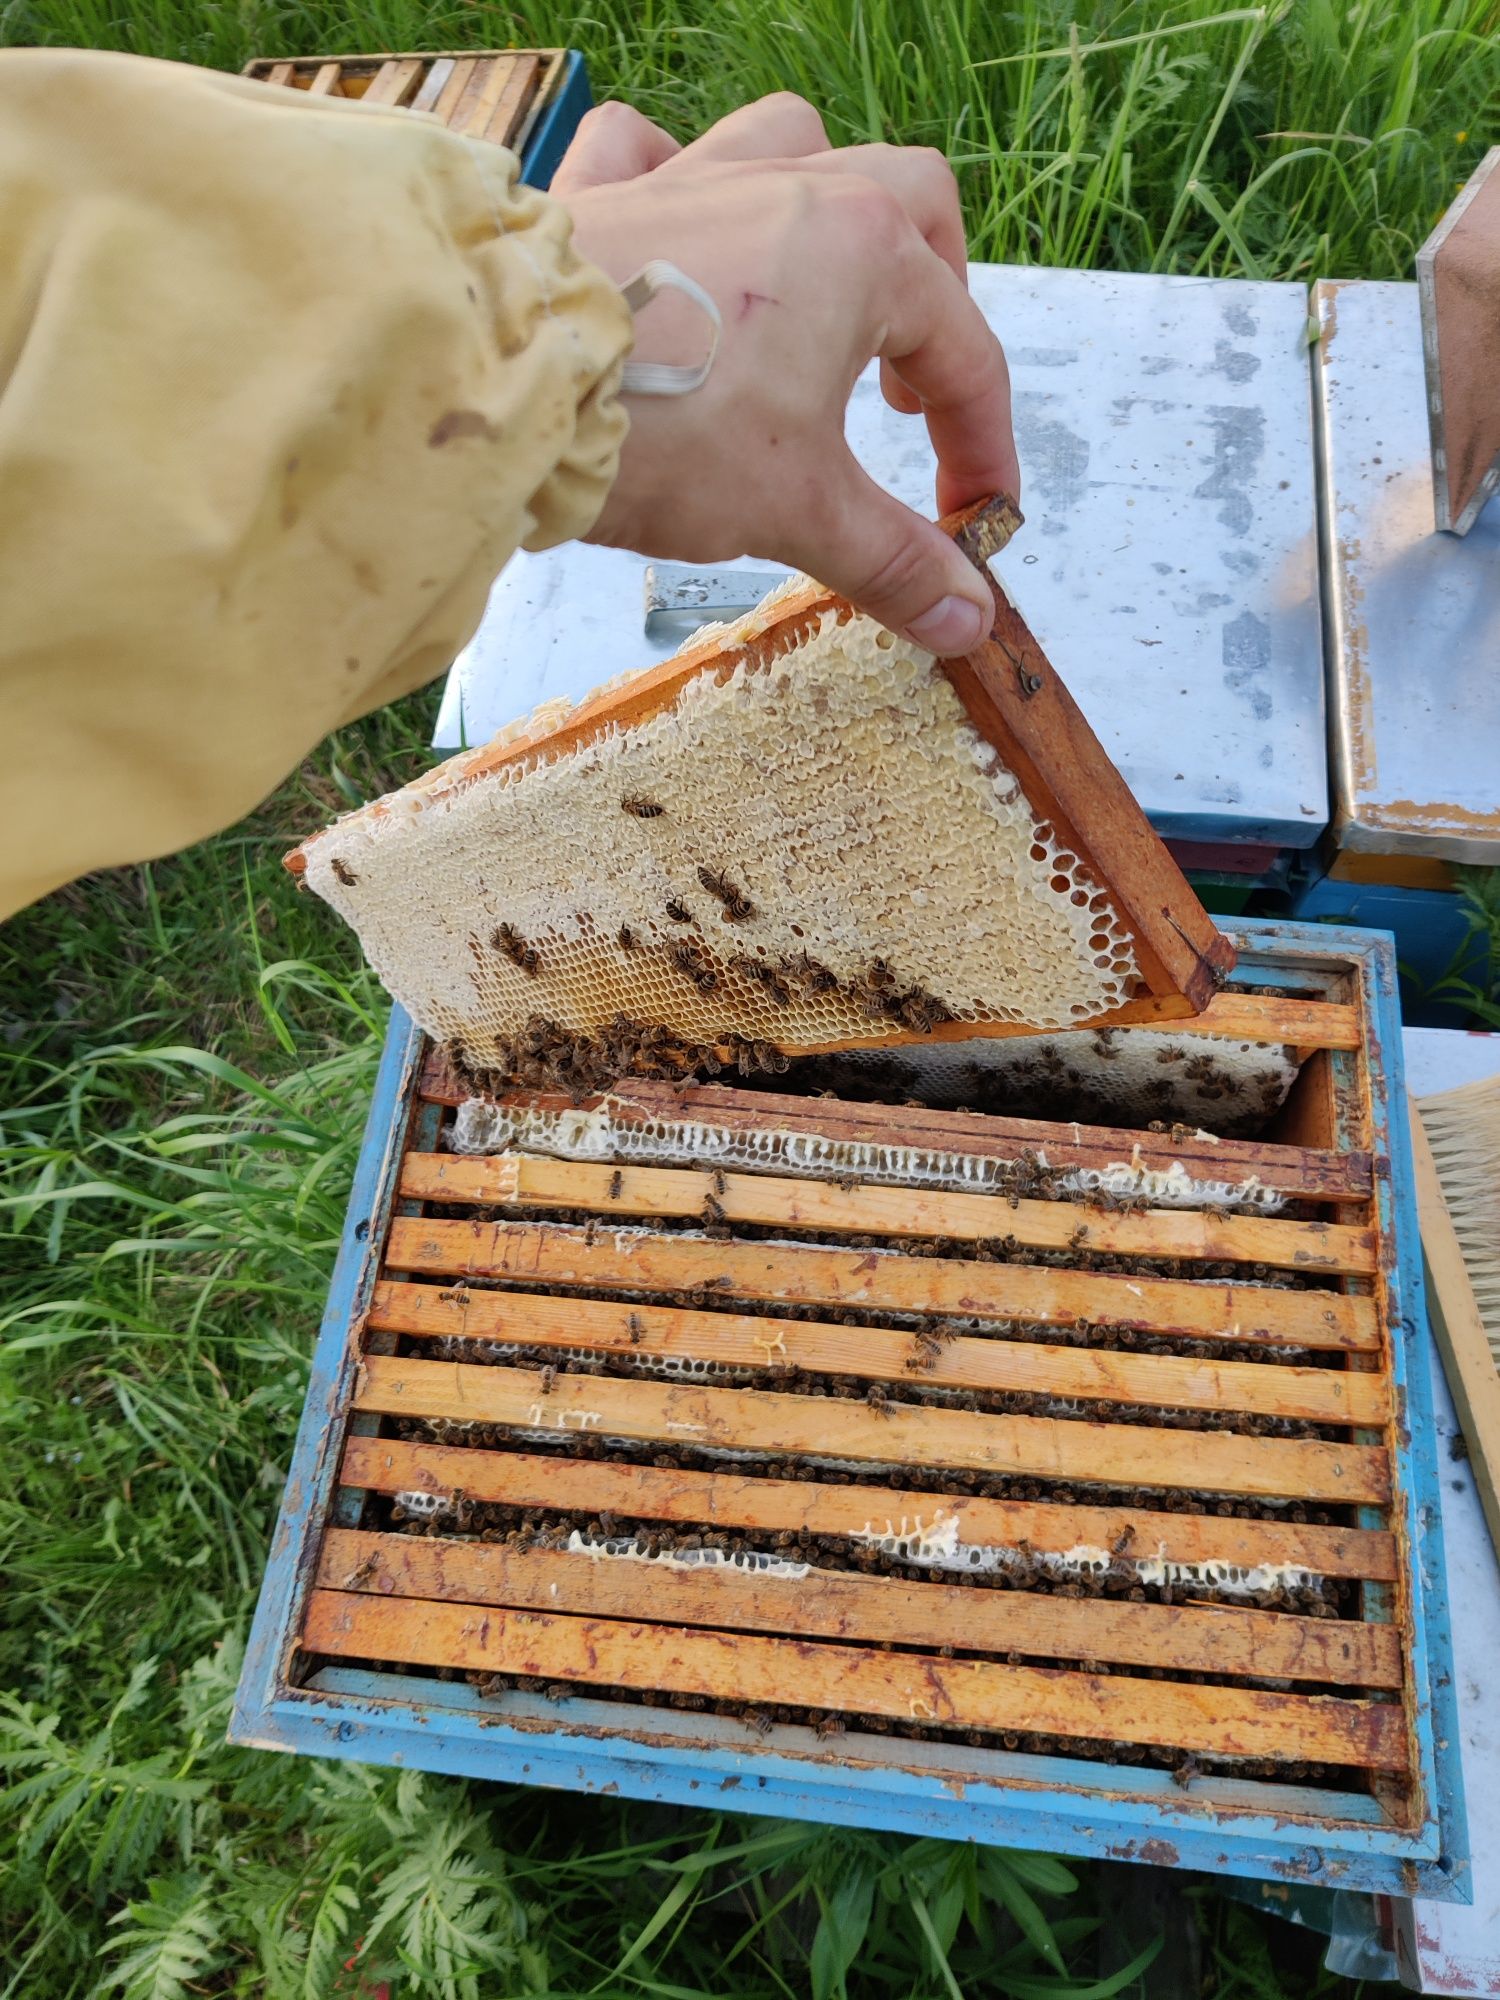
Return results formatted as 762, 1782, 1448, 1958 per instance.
3, 1, 1498, 1993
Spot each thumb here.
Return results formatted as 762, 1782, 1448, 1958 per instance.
791, 458, 995, 656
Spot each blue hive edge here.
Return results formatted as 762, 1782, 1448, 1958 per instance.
232, 783, 1470, 1889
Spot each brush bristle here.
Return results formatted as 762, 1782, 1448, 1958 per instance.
1416, 1075, 1500, 1366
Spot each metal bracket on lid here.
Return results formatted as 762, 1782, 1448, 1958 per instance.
642, 565, 788, 637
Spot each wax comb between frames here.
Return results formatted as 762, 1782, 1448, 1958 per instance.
288, 497, 1233, 1075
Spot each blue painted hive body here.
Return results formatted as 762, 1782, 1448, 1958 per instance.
233, 919, 1468, 1903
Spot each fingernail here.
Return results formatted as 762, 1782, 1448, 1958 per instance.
905, 595, 987, 656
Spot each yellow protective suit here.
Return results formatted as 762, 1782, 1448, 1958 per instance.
0, 47, 633, 919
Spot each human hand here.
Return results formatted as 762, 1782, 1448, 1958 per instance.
551, 95, 1020, 657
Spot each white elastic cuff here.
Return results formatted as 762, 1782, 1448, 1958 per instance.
619, 260, 721, 396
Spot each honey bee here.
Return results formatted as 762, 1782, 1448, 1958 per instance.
814, 1713, 846, 1740
737, 958, 792, 1006
330, 857, 358, 887
788, 950, 838, 993
664, 899, 694, 923
697, 866, 756, 921
702, 1194, 726, 1223
627, 1312, 646, 1345
865, 958, 896, 991
607, 1169, 624, 1200
493, 923, 541, 976
1067, 1224, 1090, 1250
711, 1168, 727, 1197
341, 1550, 381, 1589
622, 795, 665, 818
539, 1364, 557, 1395
866, 1382, 893, 1418
670, 941, 718, 992
618, 926, 637, 952
1171, 1754, 1201, 1789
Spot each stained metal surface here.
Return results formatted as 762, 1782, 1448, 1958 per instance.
231, 921, 1469, 1899
643, 564, 785, 636
1388, 1027, 1500, 1994
434, 267, 1326, 850
1313, 279, 1500, 865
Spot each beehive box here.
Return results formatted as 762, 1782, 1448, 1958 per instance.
232, 918, 1468, 1899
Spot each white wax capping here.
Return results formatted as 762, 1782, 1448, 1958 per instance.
303, 602, 1141, 1057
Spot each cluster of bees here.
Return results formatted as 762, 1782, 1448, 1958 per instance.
456, 784, 976, 1096
390, 1412, 1348, 1561
453, 1651, 1336, 1780
465, 1011, 793, 1102
793, 1033, 1291, 1138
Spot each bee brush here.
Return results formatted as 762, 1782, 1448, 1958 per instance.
1409, 1075, 1500, 1564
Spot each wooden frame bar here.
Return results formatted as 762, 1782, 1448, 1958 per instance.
341, 1437, 1400, 1583
398, 1153, 1377, 1275
352, 1355, 1391, 1502
368, 1279, 1389, 1426
318, 1527, 1402, 1688
303, 1590, 1407, 1770
383, 1217, 1380, 1351
418, 1056, 1373, 1203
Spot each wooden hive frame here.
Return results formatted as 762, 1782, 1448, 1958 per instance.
241, 47, 568, 156
289, 499, 1234, 1047
232, 919, 1468, 1900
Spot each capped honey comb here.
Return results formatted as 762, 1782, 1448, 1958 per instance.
289, 501, 1232, 1074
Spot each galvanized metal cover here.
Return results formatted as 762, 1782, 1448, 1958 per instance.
435, 265, 1326, 850
1314, 279, 1500, 864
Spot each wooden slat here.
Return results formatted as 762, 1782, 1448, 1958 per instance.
433, 55, 479, 124
264, 61, 296, 88
369, 1279, 1390, 1427
448, 54, 498, 131
343, 1437, 1400, 1582
399, 1153, 1377, 1276
384, 1217, 1380, 1352
304, 1589, 1407, 1769
417, 1058, 1372, 1203
320, 1527, 1402, 1688
480, 51, 541, 145
353, 1356, 1390, 1503
361, 57, 424, 106
410, 57, 456, 114
452, 51, 516, 133
307, 62, 344, 96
